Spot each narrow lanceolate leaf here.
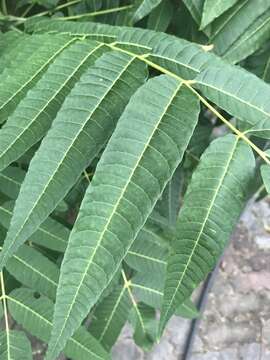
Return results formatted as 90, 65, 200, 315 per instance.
125, 227, 168, 273
90, 285, 130, 350
261, 164, 270, 194
0, 51, 147, 269
200, 0, 238, 29
131, 273, 199, 318
0, 202, 69, 253
195, 66, 270, 138
159, 135, 255, 335
0, 34, 76, 124
155, 164, 182, 226
133, 0, 162, 23
0, 331, 32, 360
261, 150, 270, 194
147, 0, 173, 32
0, 167, 25, 199
7, 289, 109, 360
0, 40, 105, 172
47, 74, 200, 360
4, 244, 59, 300
210, 0, 270, 63
182, 0, 204, 24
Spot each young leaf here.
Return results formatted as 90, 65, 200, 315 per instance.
90, 285, 131, 350
7, 288, 110, 360
200, 0, 238, 29
159, 134, 255, 335
46, 74, 200, 359
0, 331, 32, 360
0, 51, 147, 269
195, 65, 270, 137
0, 39, 105, 172
0, 34, 76, 124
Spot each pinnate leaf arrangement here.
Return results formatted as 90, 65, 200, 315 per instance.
0, 0, 269, 359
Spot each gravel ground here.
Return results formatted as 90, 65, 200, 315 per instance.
112, 197, 270, 360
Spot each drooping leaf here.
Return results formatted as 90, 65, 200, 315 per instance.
4, 244, 59, 300
0, 51, 147, 269
0, 34, 76, 124
261, 150, 270, 194
131, 273, 199, 318
0, 202, 69, 253
0, 167, 25, 199
46, 74, 200, 359
200, 0, 238, 29
90, 285, 130, 350
159, 134, 255, 335
147, 0, 173, 32
195, 65, 270, 138
7, 288, 110, 360
182, 0, 204, 24
133, 0, 162, 23
210, 0, 270, 63
0, 331, 32, 360
0, 39, 105, 172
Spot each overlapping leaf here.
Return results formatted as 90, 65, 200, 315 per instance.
159, 135, 255, 335
0, 331, 32, 360
46, 74, 200, 359
195, 65, 270, 137
133, 0, 162, 23
0, 39, 105, 172
0, 34, 75, 124
90, 285, 130, 349
7, 288, 109, 360
200, 0, 238, 29
0, 51, 147, 269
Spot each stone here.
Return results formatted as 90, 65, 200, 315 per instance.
190, 348, 238, 360
112, 339, 143, 360
255, 235, 270, 250
239, 343, 261, 360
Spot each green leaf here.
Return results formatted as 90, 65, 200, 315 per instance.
201, 0, 238, 29
210, 0, 270, 63
90, 285, 130, 350
0, 202, 69, 253
0, 34, 76, 124
182, 0, 204, 24
133, 0, 162, 23
261, 164, 270, 194
7, 288, 110, 360
0, 39, 105, 172
159, 134, 255, 335
30, 19, 219, 80
129, 303, 156, 350
0, 331, 32, 360
147, 0, 173, 32
131, 273, 199, 318
46, 74, 200, 359
0, 167, 25, 200
4, 244, 59, 300
194, 65, 270, 138
0, 51, 147, 269
125, 225, 168, 273
261, 150, 270, 193
155, 164, 182, 226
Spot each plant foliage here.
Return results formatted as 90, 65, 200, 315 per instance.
0, 0, 269, 359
